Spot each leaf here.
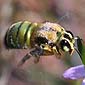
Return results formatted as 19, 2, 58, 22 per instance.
76, 36, 85, 65
80, 43, 85, 65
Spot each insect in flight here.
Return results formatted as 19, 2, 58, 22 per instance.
5, 21, 82, 66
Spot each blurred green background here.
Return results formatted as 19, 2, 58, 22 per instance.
0, 0, 85, 85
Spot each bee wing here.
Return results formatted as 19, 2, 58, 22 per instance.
57, 12, 69, 24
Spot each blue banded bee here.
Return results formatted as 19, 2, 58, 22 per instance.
5, 21, 82, 66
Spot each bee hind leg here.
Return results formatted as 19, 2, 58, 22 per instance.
18, 53, 31, 66
18, 47, 43, 66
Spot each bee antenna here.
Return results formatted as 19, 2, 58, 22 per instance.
74, 36, 82, 41
74, 47, 82, 59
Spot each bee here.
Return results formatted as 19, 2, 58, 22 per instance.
5, 21, 81, 66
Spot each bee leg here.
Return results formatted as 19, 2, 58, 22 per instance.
30, 47, 43, 63
52, 46, 61, 59
18, 47, 43, 66
18, 53, 32, 66
34, 55, 40, 63
56, 46, 61, 55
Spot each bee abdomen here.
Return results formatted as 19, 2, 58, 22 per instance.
5, 21, 38, 49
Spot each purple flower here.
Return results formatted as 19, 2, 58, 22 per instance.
63, 65, 85, 85
82, 79, 85, 85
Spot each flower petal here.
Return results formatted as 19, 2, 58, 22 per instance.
82, 79, 85, 85
63, 65, 85, 79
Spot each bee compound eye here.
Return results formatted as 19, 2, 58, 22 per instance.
60, 39, 71, 52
